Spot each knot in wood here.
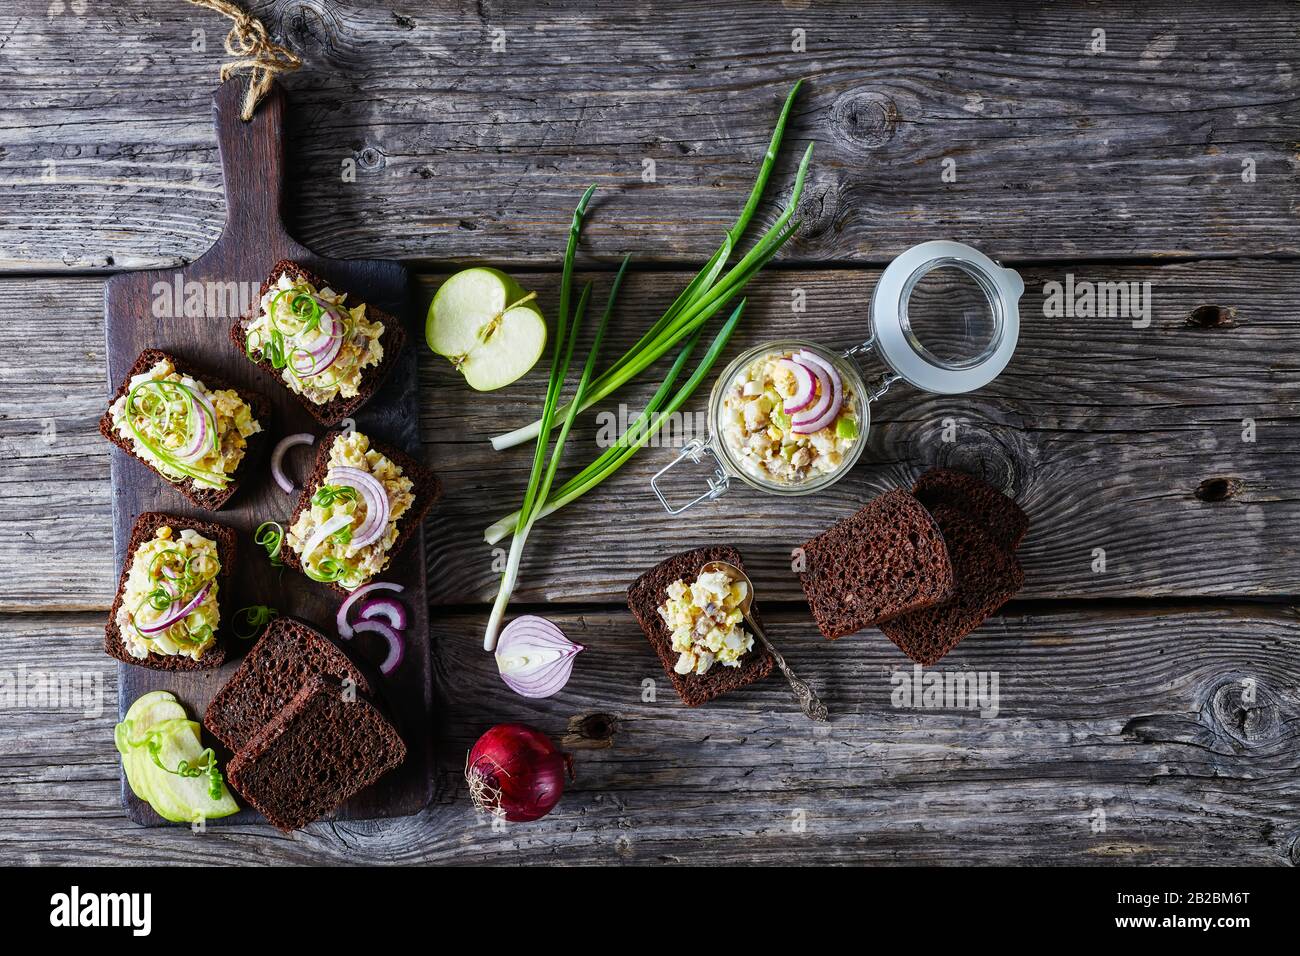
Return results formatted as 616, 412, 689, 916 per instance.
928, 423, 1023, 499
1186, 304, 1238, 329
831, 90, 899, 150
794, 174, 841, 242
356, 145, 387, 171
563, 712, 617, 750
1208, 678, 1279, 746
1195, 476, 1243, 503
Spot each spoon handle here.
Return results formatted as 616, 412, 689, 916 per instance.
747, 616, 828, 722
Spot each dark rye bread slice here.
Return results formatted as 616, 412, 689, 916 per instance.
280, 429, 441, 596
104, 511, 234, 671
203, 615, 372, 752
913, 468, 1029, 551
230, 259, 407, 427
798, 488, 955, 640
879, 505, 1026, 665
626, 545, 774, 707
226, 673, 406, 831
99, 348, 271, 511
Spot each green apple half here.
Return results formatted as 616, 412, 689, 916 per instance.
427, 268, 547, 391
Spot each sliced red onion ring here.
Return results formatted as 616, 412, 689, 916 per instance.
271, 433, 315, 493
778, 358, 816, 413
352, 619, 405, 675
790, 358, 832, 429
792, 350, 844, 434
136, 583, 210, 635
336, 580, 405, 638
495, 616, 584, 699
326, 466, 391, 549
174, 387, 215, 464
289, 300, 343, 378
358, 596, 408, 631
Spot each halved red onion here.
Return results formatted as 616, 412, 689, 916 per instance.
792, 350, 844, 434
495, 616, 583, 699
271, 432, 315, 493
326, 466, 391, 548
289, 299, 344, 378
778, 358, 816, 413
353, 619, 405, 675
136, 582, 210, 635
359, 596, 408, 631
336, 580, 405, 638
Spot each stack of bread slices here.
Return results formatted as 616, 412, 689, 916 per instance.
798, 469, 1028, 665
203, 616, 406, 831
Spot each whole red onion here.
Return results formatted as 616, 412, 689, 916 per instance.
465, 723, 574, 823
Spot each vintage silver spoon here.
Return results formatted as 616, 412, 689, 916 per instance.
700, 560, 828, 722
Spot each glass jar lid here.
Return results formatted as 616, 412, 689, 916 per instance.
868, 240, 1022, 395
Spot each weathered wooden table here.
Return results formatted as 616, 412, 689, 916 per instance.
2, 0, 1297, 865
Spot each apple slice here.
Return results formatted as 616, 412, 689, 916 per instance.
427, 267, 547, 391
138, 719, 239, 823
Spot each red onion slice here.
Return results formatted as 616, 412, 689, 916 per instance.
778, 359, 816, 413
791, 350, 844, 434
326, 466, 391, 549
336, 580, 405, 638
358, 596, 408, 631
136, 582, 210, 635
175, 387, 215, 463
352, 619, 405, 675
790, 359, 832, 428
495, 616, 584, 699
271, 433, 315, 494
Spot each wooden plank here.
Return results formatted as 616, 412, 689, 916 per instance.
3, 258, 1299, 610
100, 79, 432, 825
2, 0, 1298, 271
2, 606, 1296, 864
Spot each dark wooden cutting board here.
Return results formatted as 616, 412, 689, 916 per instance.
102, 78, 432, 826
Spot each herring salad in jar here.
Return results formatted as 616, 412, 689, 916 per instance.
720, 348, 858, 486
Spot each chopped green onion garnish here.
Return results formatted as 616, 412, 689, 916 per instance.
233, 605, 278, 640
312, 484, 359, 508
254, 521, 285, 567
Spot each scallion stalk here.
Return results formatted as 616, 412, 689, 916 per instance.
483, 298, 746, 545
490, 80, 811, 452
483, 215, 628, 651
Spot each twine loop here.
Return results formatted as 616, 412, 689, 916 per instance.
187, 0, 302, 120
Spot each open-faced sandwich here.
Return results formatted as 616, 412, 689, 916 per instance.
627, 546, 774, 706
280, 429, 440, 593
104, 511, 235, 671
99, 349, 268, 510
231, 259, 406, 426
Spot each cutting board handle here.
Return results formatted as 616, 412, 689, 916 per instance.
211, 77, 296, 252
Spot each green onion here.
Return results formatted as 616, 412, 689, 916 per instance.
312, 484, 358, 508
123, 379, 226, 486
233, 605, 278, 640
484, 299, 745, 544
490, 80, 810, 452
254, 521, 285, 567
484, 190, 622, 651
142, 729, 225, 801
